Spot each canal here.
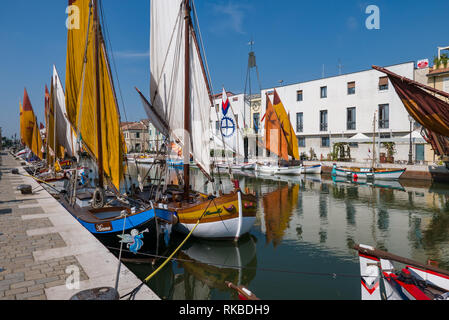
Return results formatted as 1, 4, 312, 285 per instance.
121, 163, 449, 300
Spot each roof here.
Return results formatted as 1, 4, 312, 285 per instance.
427, 67, 449, 77
120, 121, 148, 131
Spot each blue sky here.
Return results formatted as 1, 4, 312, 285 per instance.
1, 0, 448, 139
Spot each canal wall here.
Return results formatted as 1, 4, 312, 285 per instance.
0, 152, 158, 300
305, 160, 449, 183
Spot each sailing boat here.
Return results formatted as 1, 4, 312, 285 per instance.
257, 89, 321, 175
332, 112, 406, 180
137, 0, 257, 240
58, 0, 176, 255
36, 66, 78, 194
355, 244, 449, 300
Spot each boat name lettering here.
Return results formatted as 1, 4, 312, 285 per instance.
95, 223, 112, 232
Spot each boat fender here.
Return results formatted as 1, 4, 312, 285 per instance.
244, 202, 255, 209
353, 173, 358, 181
233, 179, 240, 190
92, 187, 105, 209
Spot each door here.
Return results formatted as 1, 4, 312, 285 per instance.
415, 144, 424, 162
443, 77, 449, 94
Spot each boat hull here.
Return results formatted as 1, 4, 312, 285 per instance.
173, 192, 257, 240
334, 167, 405, 180
301, 164, 322, 174
59, 197, 175, 257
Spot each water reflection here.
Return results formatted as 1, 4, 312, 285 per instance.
123, 163, 449, 299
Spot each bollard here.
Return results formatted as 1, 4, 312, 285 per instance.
17, 184, 32, 195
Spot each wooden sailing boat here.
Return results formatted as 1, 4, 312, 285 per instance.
36, 66, 78, 194
138, 0, 257, 240
332, 112, 406, 180
257, 89, 321, 175
19, 88, 44, 163
57, 0, 176, 256
355, 244, 449, 300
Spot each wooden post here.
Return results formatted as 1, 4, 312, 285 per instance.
93, 0, 104, 189
183, 0, 191, 201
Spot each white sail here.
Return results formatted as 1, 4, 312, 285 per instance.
52, 65, 76, 157
150, 0, 211, 175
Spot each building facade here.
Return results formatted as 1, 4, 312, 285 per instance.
259, 61, 434, 163
121, 120, 164, 154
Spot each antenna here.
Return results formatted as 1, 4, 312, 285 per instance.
243, 38, 263, 161
322, 64, 325, 78
338, 59, 343, 75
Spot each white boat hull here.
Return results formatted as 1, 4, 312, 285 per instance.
300, 165, 322, 174
275, 166, 302, 175
334, 168, 405, 180
174, 216, 257, 239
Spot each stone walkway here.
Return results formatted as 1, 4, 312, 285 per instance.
0, 152, 159, 300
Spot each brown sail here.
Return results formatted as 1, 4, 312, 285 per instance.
373, 65, 449, 157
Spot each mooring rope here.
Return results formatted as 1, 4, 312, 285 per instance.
120, 198, 215, 300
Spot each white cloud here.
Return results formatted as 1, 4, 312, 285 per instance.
114, 50, 150, 59
209, 1, 250, 35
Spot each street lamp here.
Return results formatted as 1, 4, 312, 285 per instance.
408, 115, 413, 165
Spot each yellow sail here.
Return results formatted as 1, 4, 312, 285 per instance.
22, 89, 43, 160
272, 90, 299, 160
65, 0, 124, 191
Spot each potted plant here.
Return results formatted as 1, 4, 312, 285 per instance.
441, 53, 449, 69
382, 142, 396, 163
434, 56, 441, 70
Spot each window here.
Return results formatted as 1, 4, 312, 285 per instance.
321, 137, 330, 147
215, 121, 220, 134
298, 136, 306, 148
347, 82, 355, 95
296, 112, 303, 133
136, 132, 140, 139
379, 77, 389, 91
379, 104, 389, 129
320, 86, 327, 98
320, 110, 328, 131
296, 90, 303, 101
347, 107, 356, 130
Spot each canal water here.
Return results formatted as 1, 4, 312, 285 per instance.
122, 163, 449, 300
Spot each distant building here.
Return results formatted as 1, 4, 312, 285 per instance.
121, 120, 164, 154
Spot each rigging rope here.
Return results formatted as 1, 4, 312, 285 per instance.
119, 198, 214, 300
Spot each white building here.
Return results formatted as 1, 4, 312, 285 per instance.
210, 92, 253, 159
260, 62, 431, 163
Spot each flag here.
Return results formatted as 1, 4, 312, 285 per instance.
221, 88, 230, 116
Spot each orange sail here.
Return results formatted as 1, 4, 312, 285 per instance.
272, 90, 299, 160
22, 89, 43, 159
263, 184, 299, 247
265, 93, 288, 161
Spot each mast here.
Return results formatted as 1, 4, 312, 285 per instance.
371, 112, 376, 170
93, 0, 104, 189
183, 0, 191, 200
